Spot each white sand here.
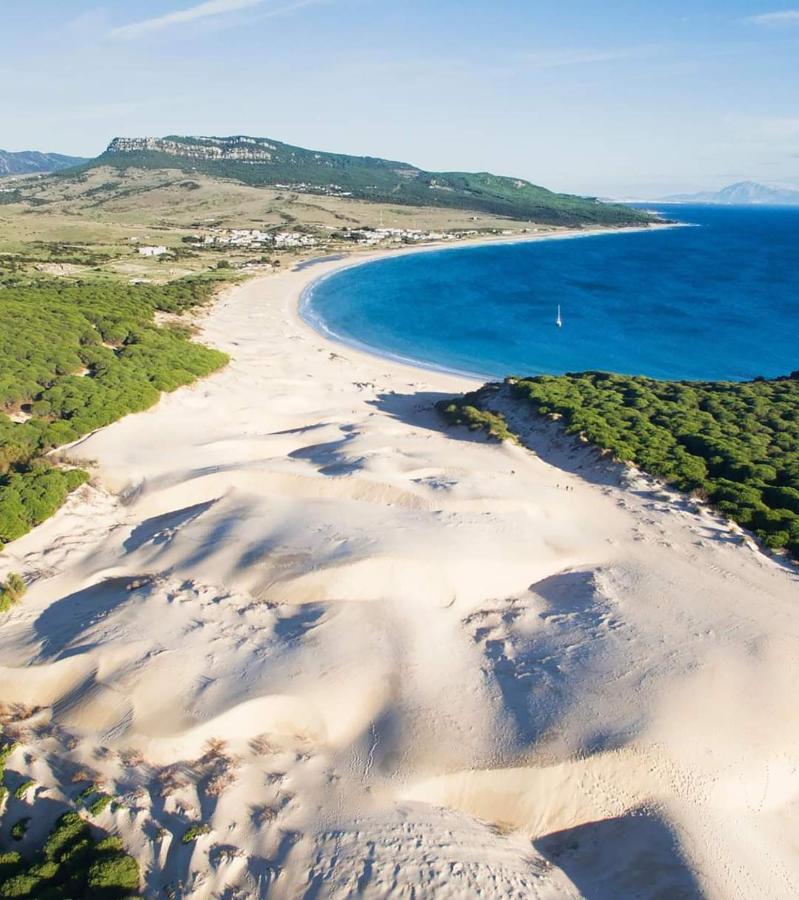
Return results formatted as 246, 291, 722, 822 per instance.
1, 243, 798, 898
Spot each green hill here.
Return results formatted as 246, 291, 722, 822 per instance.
81, 135, 657, 227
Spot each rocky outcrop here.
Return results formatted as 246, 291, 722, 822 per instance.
106, 136, 276, 164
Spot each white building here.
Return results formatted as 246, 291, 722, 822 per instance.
138, 245, 168, 257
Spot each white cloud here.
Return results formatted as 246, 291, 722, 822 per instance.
108, 0, 266, 39
744, 9, 799, 25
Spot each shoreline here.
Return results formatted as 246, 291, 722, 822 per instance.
1, 216, 797, 898
293, 221, 676, 383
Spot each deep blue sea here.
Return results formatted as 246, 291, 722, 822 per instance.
300, 205, 799, 381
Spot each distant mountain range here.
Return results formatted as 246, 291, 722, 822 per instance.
0, 149, 88, 177
661, 181, 799, 206
70, 134, 656, 227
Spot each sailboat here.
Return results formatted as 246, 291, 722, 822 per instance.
556, 304, 563, 328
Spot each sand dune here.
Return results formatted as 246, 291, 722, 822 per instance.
1, 250, 798, 897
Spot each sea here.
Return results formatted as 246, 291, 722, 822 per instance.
300, 205, 799, 382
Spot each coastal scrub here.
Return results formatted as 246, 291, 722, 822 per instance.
0, 277, 229, 548
442, 372, 799, 559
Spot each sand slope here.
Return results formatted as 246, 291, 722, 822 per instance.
1, 253, 798, 898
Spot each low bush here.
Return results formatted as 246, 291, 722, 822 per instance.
0, 574, 26, 614
10, 819, 29, 842
0, 811, 139, 898
13, 781, 34, 801
87, 794, 114, 817
181, 823, 210, 844
437, 392, 516, 444
0, 735, 139, 896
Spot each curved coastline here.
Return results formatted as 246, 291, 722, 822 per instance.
300, 265, 492, 382
297, 222, 673, 382
2, 232, 798, 897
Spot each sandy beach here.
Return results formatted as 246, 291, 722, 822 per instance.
1, 242, 798, 898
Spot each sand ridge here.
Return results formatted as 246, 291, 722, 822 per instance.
0, 247, 797, 898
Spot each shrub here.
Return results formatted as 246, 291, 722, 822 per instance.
43, 813, 89, 861
10, 819, 29, 841
0, 872, 41, 897
444, 371, 799, 560
87, 794, 114, 817
0, 855, 20, 881
436, 393, 516, 444
86, 854, 139, 894
13, 780, 35, 801
0, 573, 26, 613
181, 823, 211, 844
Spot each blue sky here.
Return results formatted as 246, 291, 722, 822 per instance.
2, 1, 798, 195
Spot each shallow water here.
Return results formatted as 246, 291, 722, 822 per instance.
301, 205, 799, 381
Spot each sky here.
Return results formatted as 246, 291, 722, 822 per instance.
2, 1, 798, 196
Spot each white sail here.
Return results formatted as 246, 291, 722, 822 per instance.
556, 304, 562, 328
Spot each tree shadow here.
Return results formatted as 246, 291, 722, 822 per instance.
371, 386, 799, 580
369, 390, 500, 445
369, 388, 626, 488
535, 810, 703, 900
123, 500, 218, 554
33, 577, 153, 660
288, 432, 362, 476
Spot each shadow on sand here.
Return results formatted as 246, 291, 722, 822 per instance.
369, 388, 630, 488
33, 577, 153, 660
535, 810, 704, 900
371, 387, 799, 581
369, 389, 500, 443
124, 500, 219, 554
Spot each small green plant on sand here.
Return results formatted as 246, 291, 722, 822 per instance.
10, 818, 30, 841
75, 784, 97, 804
182, 823, 211, 844
0, 573, 26, 613
87, 794, 114, 817
14, 779, 36, 801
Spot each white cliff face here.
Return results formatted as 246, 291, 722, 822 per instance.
105, 136, 277, 164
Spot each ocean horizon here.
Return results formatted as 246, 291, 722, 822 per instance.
301, 204, 799, 382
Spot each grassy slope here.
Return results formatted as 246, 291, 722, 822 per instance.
82, 134, 656, 227
0, 165, 553, 286
440, 372, 799, 558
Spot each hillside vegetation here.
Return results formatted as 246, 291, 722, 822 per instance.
0, 278, 228, 549
440, 372, 799, 558
0, 166, 551, 286
83, 135, 657, 228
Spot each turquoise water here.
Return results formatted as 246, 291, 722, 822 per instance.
300, 205, 799, 381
